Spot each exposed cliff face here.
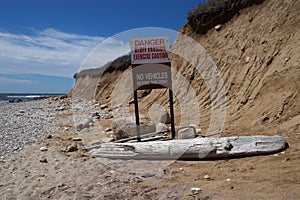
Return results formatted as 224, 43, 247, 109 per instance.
70, 68, 104, 100
73, 0, 299, 137
174, 0, 300, 135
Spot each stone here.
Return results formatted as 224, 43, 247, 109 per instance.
141, 173, 155, 178
204, 175, 211, 180
191, 187, 202, 195
100, 104, 108, 109
112, 115, 156, 140
40, 146, 48, 151
214, 24, 222, 31
40, 157, 48, 163
149, 105, 171, 124
76, 118, 93, 131
156, 122, 169, 132
66, 143, 78, 152
45, 134, 52, 139
102, 137, 114, 143
245, 56, 250, 63
177, 125, 197, 139
72, 138, 82, 141
105, 128, 112, 132
226, 178, 231, 182
196, 128, 202, 135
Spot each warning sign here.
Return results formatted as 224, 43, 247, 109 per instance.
130, 37, 170, 65
132, 63, 171, 90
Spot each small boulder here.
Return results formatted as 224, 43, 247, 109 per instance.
76, 118, 93, 132
177, 125, 197, 139
156, 122, 169, 132
112, 115, 155, 140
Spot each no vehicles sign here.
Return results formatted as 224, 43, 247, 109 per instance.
130, 37, 170, 65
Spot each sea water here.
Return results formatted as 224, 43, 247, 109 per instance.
0, 93, 63, 104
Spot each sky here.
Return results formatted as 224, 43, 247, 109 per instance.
0, 0, 203, 93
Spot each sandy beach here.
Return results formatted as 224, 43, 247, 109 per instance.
0, 97, 299, 199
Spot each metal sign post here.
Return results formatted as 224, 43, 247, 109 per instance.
130, 37, 175, 141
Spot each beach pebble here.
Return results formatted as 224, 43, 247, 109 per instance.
66, 143, 78, 152
141, 173, 156, 178
40, 157, 48, 163
214, 24, 222, 31
191, 187, 202, 195
105, 128, 112, 132
45, 134, 52, 139
226, 178, 231, 182
100, 104, 108, 109
40, 147, 48, 151
204, 174, 211, 180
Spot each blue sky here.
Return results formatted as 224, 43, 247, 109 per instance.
0, 0, 203, 93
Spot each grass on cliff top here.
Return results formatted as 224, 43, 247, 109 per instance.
186, 0, 226, 20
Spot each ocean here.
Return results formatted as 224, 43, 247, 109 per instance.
0, 93, 64, 104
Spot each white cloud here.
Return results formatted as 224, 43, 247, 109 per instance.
0, 28, 130, 77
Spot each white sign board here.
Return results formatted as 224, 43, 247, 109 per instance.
130, 37, 170, 65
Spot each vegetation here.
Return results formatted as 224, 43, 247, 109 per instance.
103, 54, 131, 74
186, 0, 265, 34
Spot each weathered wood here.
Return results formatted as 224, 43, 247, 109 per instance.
113, 130, 170, 143
90, 135, 288, 160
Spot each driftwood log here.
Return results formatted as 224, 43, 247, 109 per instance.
90, 135, 288, 160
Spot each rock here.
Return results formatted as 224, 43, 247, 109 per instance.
45, 134, 52, 139
141, 173, 155, 178
128, 99, 135, 104
40, 157, 48, 163
191, 187, 202, 195
76, 118, 93, 131
56, 106, 65, 112
100, 104, 108, 109
226, 178, 231, 182
91, 112, 99, 118
204, 175, 211, 180
19, 110, 25, 114
72, 138, 82, 141
40, 146, 48, 151
245, 56, 250, 63
149, 106, 171, 124
105, 131, 114, 138
105, 128, 112, 132
112, 115, 155, 140
102, 137, 114, 143
196, 128, 202, 135
156, 122, 169, 132
214, 24, 222, 31
66, 143, 78, 152
177, 125, 196, 139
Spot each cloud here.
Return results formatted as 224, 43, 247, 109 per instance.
0, 28, 130, 78
0, 76, 33, 84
